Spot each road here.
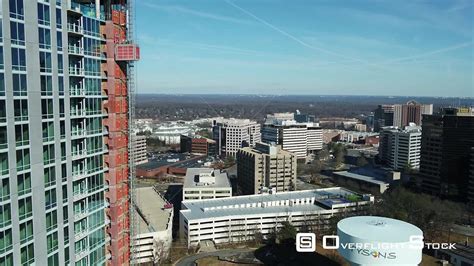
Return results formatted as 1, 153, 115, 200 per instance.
175, 249, 255, 266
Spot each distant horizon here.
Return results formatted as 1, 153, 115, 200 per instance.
135, 92, 474, 99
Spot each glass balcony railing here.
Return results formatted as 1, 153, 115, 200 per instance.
67, 23, 83, 34
70, 109, 86, 117
68, 45, 84, 56
69, 67, 85, 76
71, 129, 86, 137
70, 86, 85, 96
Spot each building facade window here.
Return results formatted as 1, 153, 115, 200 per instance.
38, 3, 51, 26
39, 27, 51, 50
17, 172, 31, 195
10, 21, 25, 46
15, 124, 29, 146
16, 148, 30, 171
11, 47, 26, 71
9, 0, 24, 20
14, 99, 28, 121
13, 73, 27, 96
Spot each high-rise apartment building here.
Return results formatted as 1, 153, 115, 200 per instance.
262, 117, 322, 159
237, 142, 297, 195
419, 107, 474, 201
378, 125, 422, 170
393, 101, 433, 128
212, 118, 261, 157
0, 1, 138, 265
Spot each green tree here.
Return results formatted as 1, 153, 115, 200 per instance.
224, 156, 236, 168
310, 160, 322, 177
374, 187, 463, 242
329, 143, 346, 169
277, 221, 297, 243
317, 148, 330, 160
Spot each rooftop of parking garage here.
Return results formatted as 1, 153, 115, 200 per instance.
180, 187, 372, 221
134, 187, 173, 233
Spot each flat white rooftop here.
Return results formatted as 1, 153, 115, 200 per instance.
135, 187, 172, 233
333, 171, 389, 186
184, 168, 231, 189
181, 187, 370, 221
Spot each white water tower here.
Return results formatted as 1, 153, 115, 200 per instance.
337, 216, 423, 266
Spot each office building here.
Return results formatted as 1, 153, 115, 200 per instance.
264, 112, 294, 125
374, 105, 395, 131
375, 102, 433, 131
262, 118, 322, 159
378, 125, 422, 170
294, 110, 315, 123
265, 111, 316, 125
180, 134, 216, 157
179, 187, 374, 248
212, 118, 261, 157
132, 135, 148, 165
307, 125, 323, 152
262, 121, 307, 159
0, 1, 138, 265
237, 143, 297, 195
393, 101, 433, 128
183, 168, 232, 201
419, 107, 474, 200
469, 148, 474, 203
132, 187, 173, 265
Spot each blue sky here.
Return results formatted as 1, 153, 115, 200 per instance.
135, 0, 473, 97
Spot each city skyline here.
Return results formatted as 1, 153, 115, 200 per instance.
136, 0, 473, 97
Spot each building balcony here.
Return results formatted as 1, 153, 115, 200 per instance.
74, 209, 88, 221
69, 66, 85, 77
70, 84, 86, 97
73, 189, 88, 201
75, 248, 89, 261
68, 45, 84, 56
74, 229, 88, 242
72, 170, 87, 181
67, 23, 83, 35
70, 108, 86, 118
71, 129, 86, 138
71, 149, 87, 160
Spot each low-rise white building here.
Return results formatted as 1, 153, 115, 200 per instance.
132, 187, 173, 265
183, 168, 232, 200
179, 187, 374, 248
